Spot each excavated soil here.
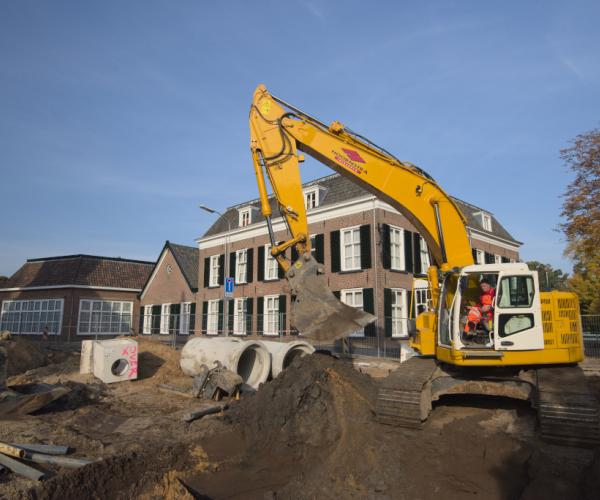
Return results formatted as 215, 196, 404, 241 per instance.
1, 338, 599, 500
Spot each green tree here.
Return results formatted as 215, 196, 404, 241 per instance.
559, 128, 600, 313
526, 261, 569, 292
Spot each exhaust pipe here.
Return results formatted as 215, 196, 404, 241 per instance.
261, 340, 315, 378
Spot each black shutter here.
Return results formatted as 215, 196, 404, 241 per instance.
472, 248, 478, 262
501, 256, 509, 263
330, 230, 340, 272
360, 224, 371, 269
228, 299, 234, 334
203, 257, 210, 288
257, 246, 265, 281
404, 230, 413, 273
245, 248, 254, 283
363, 288, 375, 337
277, 243, 285, 279
291, 246, 299, 262
218, 300, 224, 333
279, 295, 286, 335
190, 302, 196, 333
218, 254, 225, 285
246, 298, 253, 335
384, 288, 392, 337
138, 308, 143, 335
484, 252, 494, 264
314, 234, 325, 264
413, 233, 422, 275
381, 224, 391, 269
333, 290, 341, 299
257, 297, 264, 335
201, 301, 208, 334
230, 252, 236, 282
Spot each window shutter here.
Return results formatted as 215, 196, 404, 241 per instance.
360, 224, 371, 269
257, 246, 265, 281
413, 233, 422, 275
218, 300, 224, 333
384, 288, 392, 337
314, 234, 325, 264
330, 230, 340, 272
201, 301, 208, 334
218, 254, 225, 285
404, 230, 414, 273
472, 248, 478, 262
246, 248, 254, 283
257, 297, 264, 335
277, 243, 285, 279
333, 290, 341, 299
381, 224, 391, 269
203, 257, 210, 288
501, 256, 509, 263
484, 252, 494, 264
291, 245, 299, 262
363, 288, 375, 337
230, 252, 236, 282
246, 298, 253, 335
228, 300, 234, 334
279, 295, 286, 335
190, 302, 196, 333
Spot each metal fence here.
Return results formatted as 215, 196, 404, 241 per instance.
582, 315, 600, 358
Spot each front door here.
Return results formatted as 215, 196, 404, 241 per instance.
493, 272, 543, 351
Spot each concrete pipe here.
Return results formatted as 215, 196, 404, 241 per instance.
260, 340, 315, 378
180, 338, 271, 390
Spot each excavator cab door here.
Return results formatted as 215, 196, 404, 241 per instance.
493, 270, 544, 351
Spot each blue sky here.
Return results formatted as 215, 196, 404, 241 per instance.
1, 1, 598, 276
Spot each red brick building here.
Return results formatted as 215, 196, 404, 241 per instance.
0, 255, 153, 341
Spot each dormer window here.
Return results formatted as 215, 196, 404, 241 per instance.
481, 213, 492, 231
304, 188, 319, 210
239, 208, 251, 228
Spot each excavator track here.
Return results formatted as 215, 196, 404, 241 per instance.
535, 365, 600, 447
375, 356, 437, 428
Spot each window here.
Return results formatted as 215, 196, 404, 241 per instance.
236, 249, 248, 284
481, 213, 492, 231
0, 299, 64, 335
239, 208, 251, 227
180, 302, 191, 335
497, 276, 535, 308
475, 249, 484, 265
419, 237, 430, 274
413, 280, 431, 315
160, 304, 171, 334
264, 295, 279, 335
341, 227, 361, 271
264, 244, 279, 280
207, 299, 220, 335
494, 254, 502, 264
304, 189, 319, 210
390, 226, 405, 270
209, 254, 220, 287
341, 289, 364, 337
77, 300, 132, 335
391, 289, 408, 338
233, 298, 247, 335
142, 305, 152, 334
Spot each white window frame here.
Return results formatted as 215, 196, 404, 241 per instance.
264, 244, 279, 281
1, 299, 64, 335
239, 208, 251, 228
389, 226, 405, 271
391, 288, 408, 338
413, 280, 431, 316
233, 297, 247, 335
481, 213, 492, 231
341, 226, 361, 272
206, 299, 220, 335
475, 249, 485, 265
235, 249, 248, 284
209, 254, 220, 287
303, 188, 319, 210
179, 302, 191, 335
142, 305, 152, 334
264, 295, 280, 336
340, 288, 364, 337
77, 299, 132, 336
160, 303, 171, 334
419, 237, 431, 274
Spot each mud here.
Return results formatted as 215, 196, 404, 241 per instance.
0, 338, 598, 500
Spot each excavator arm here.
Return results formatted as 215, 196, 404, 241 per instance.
249, 84, 474, 341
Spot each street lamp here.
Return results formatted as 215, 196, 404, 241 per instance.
200, 204, 231, 336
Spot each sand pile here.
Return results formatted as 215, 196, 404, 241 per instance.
1, 337, 48, 376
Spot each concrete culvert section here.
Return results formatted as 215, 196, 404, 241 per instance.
261, 340, 315, 378
180, 338, 270, 389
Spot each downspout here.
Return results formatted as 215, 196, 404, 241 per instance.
372, 199, 380, 357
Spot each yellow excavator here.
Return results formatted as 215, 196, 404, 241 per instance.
249, 84, 599, 447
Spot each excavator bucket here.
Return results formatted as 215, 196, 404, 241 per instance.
287, 255, 376, 343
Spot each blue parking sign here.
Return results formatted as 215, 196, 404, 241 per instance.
225, 277, 234, 297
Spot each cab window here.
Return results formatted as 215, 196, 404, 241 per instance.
497, 276, 534, 308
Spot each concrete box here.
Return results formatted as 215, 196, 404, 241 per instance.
92, 339, 139, 384
80, 340, 94, 374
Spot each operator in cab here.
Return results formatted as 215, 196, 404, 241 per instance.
479, 279, 495, 330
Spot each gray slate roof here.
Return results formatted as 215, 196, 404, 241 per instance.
167, 242, 199, 292
202, 173, 520, 244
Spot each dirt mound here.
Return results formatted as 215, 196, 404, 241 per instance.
1, 337, 48, 376
135, 338, 185, 383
